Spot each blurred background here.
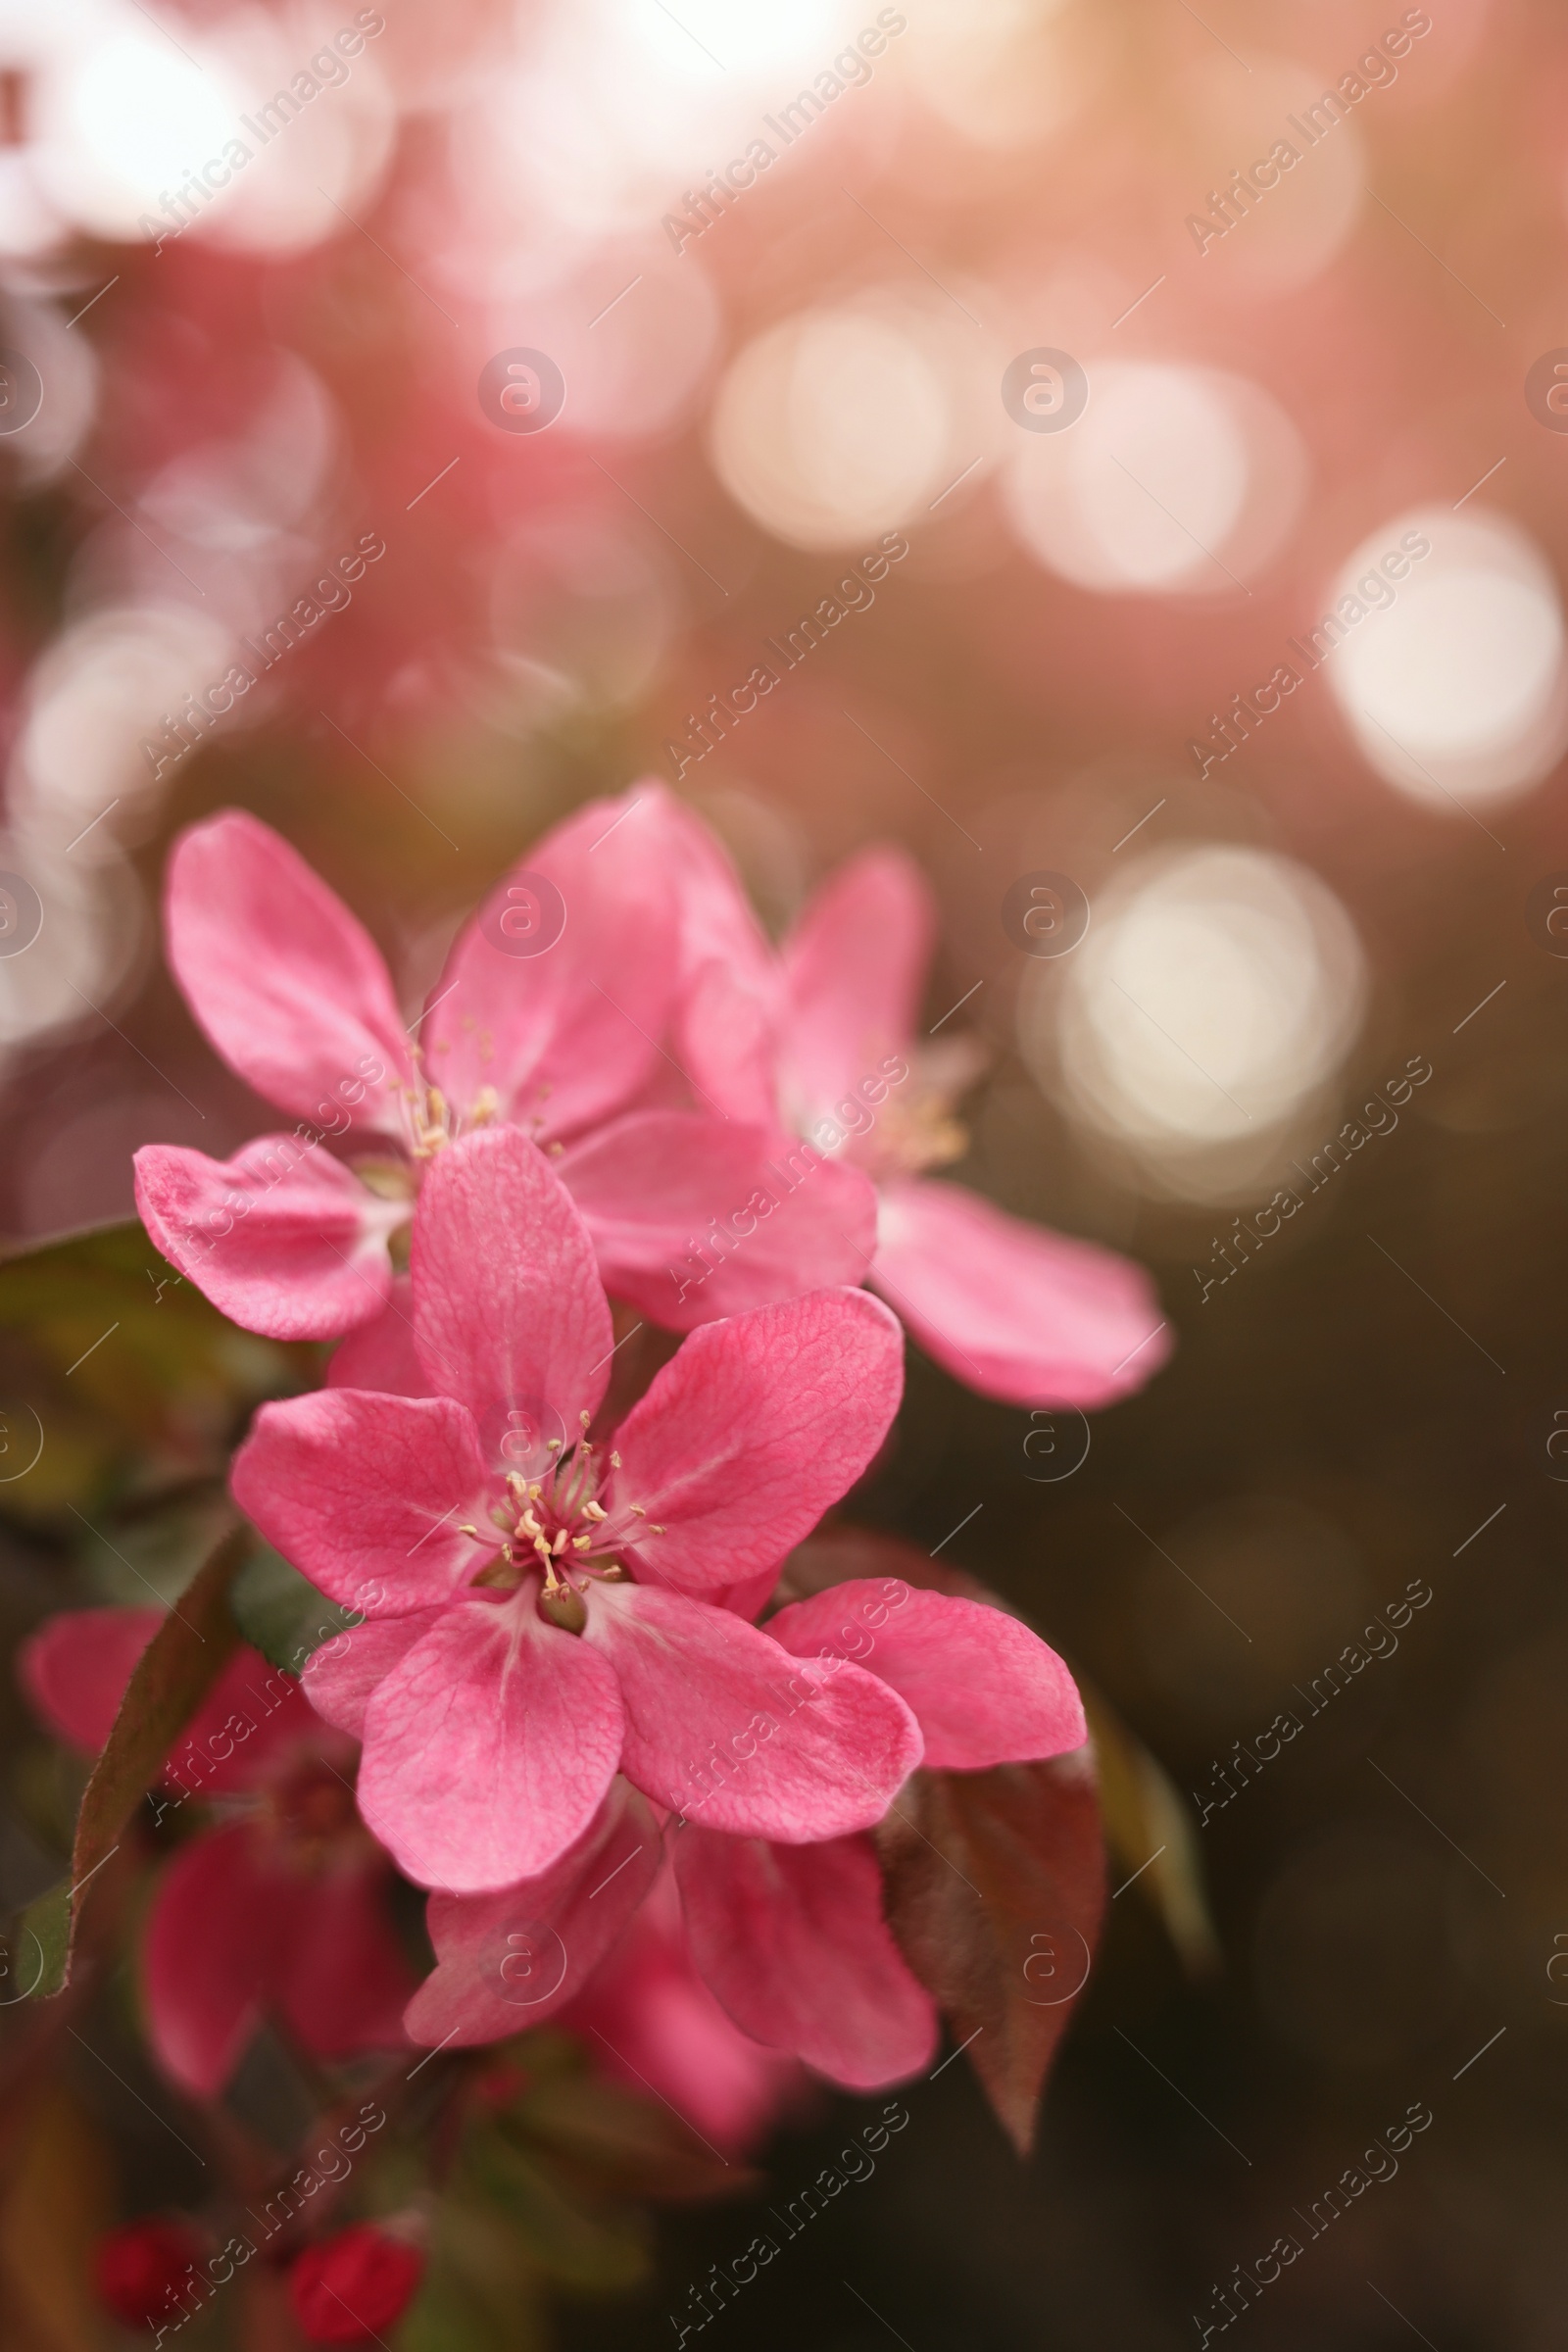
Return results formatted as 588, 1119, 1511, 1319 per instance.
0, 0, 1564, 2341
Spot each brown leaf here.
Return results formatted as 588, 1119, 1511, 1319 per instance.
33, 1521, 249, 1995
1081, 1681, 1220, 1980
875, 1752, 1105, 2156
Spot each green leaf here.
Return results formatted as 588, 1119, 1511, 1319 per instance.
229, 1541, 359, 1672
30, 1522, 249, 1996
1081, 1681, 1220, 1980
74, 1486, 236, 1608
513, 2072, 746, 2204
16, 1876, 70, 2002
400, 2200, 550, 2352
875, 1752, 1105, 2156
0, 1219, 313, 1522
467, 2125, 651, 2292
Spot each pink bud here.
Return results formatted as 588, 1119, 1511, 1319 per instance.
288, 2225, 425, 2345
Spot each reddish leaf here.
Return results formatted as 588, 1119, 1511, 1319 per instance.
31, 1523, 249, 1995
875, 1752, 1105, 2155
780, 1521, 988, 1608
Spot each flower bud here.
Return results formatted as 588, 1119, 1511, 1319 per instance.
94, 2217, 207, 2328
288, 2225, 424, 2345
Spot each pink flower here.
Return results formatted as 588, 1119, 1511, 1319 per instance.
560, 1867, 804, 2159
19, 1608, 415, 2096
647, 803, 1171, 1407
133, 793, 875, 1343
231, 1126, 920, 1895
404, 1565, 1087, 2094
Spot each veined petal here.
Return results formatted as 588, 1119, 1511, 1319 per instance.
780, 847, 933, 1128
231, 1392, 493, 1615
358, 1597, 624, 1892
166, 811, 411, 1137
608, 1289, 903, 1594
423, 786, 680, 1143
134, 1137, 401, 1341
301, 1609, 445, 1739
561, 1112, 879, 1329
872, 1176, 1172, 1407
412, 1129, 613, 1446
675, 1829, 936, 2089
768, 1581, 1086, 1769
581, 1582, 920, 1842
406, 1782, 661, 2045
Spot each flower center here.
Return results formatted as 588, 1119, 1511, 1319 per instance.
871, 1080, 971, 1177
462, 1416, 663, 1633
402, 1048, 504, 1161
258, 1754, 368, 1871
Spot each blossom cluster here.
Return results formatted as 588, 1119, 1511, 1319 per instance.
23, 785, 1169, 2330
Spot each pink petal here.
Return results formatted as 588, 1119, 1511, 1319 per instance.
17, 1607, 161, 1752
406, 1782, 661, 2045
560, 1112, 879, 1330
768, 1581, 1086, 1770
780, 847, 933, 1126
327, 1278, 429, 1396
872, 1176, 1172, 1407
645, 791, 780, 1127
134, 1138, 401, 1342
421, 787, 681, 1143
231, 1391, 493, 1616
276, 1861, 417, 2060
581, 1582, 921, 1841
358, 1596, 624, 1891
301, 1609, 445, 1739
412, 1128, 613, 1446
142, 1823, 302, 2096
608, 1289, 903, 1594
20, 1612, 315, 1803
171, 1649, 319, 1797
705, 1567, 781, 1622
564, 1868, 801, 2155
674, 1829, 936, 2089
166, 811, 410, 1137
